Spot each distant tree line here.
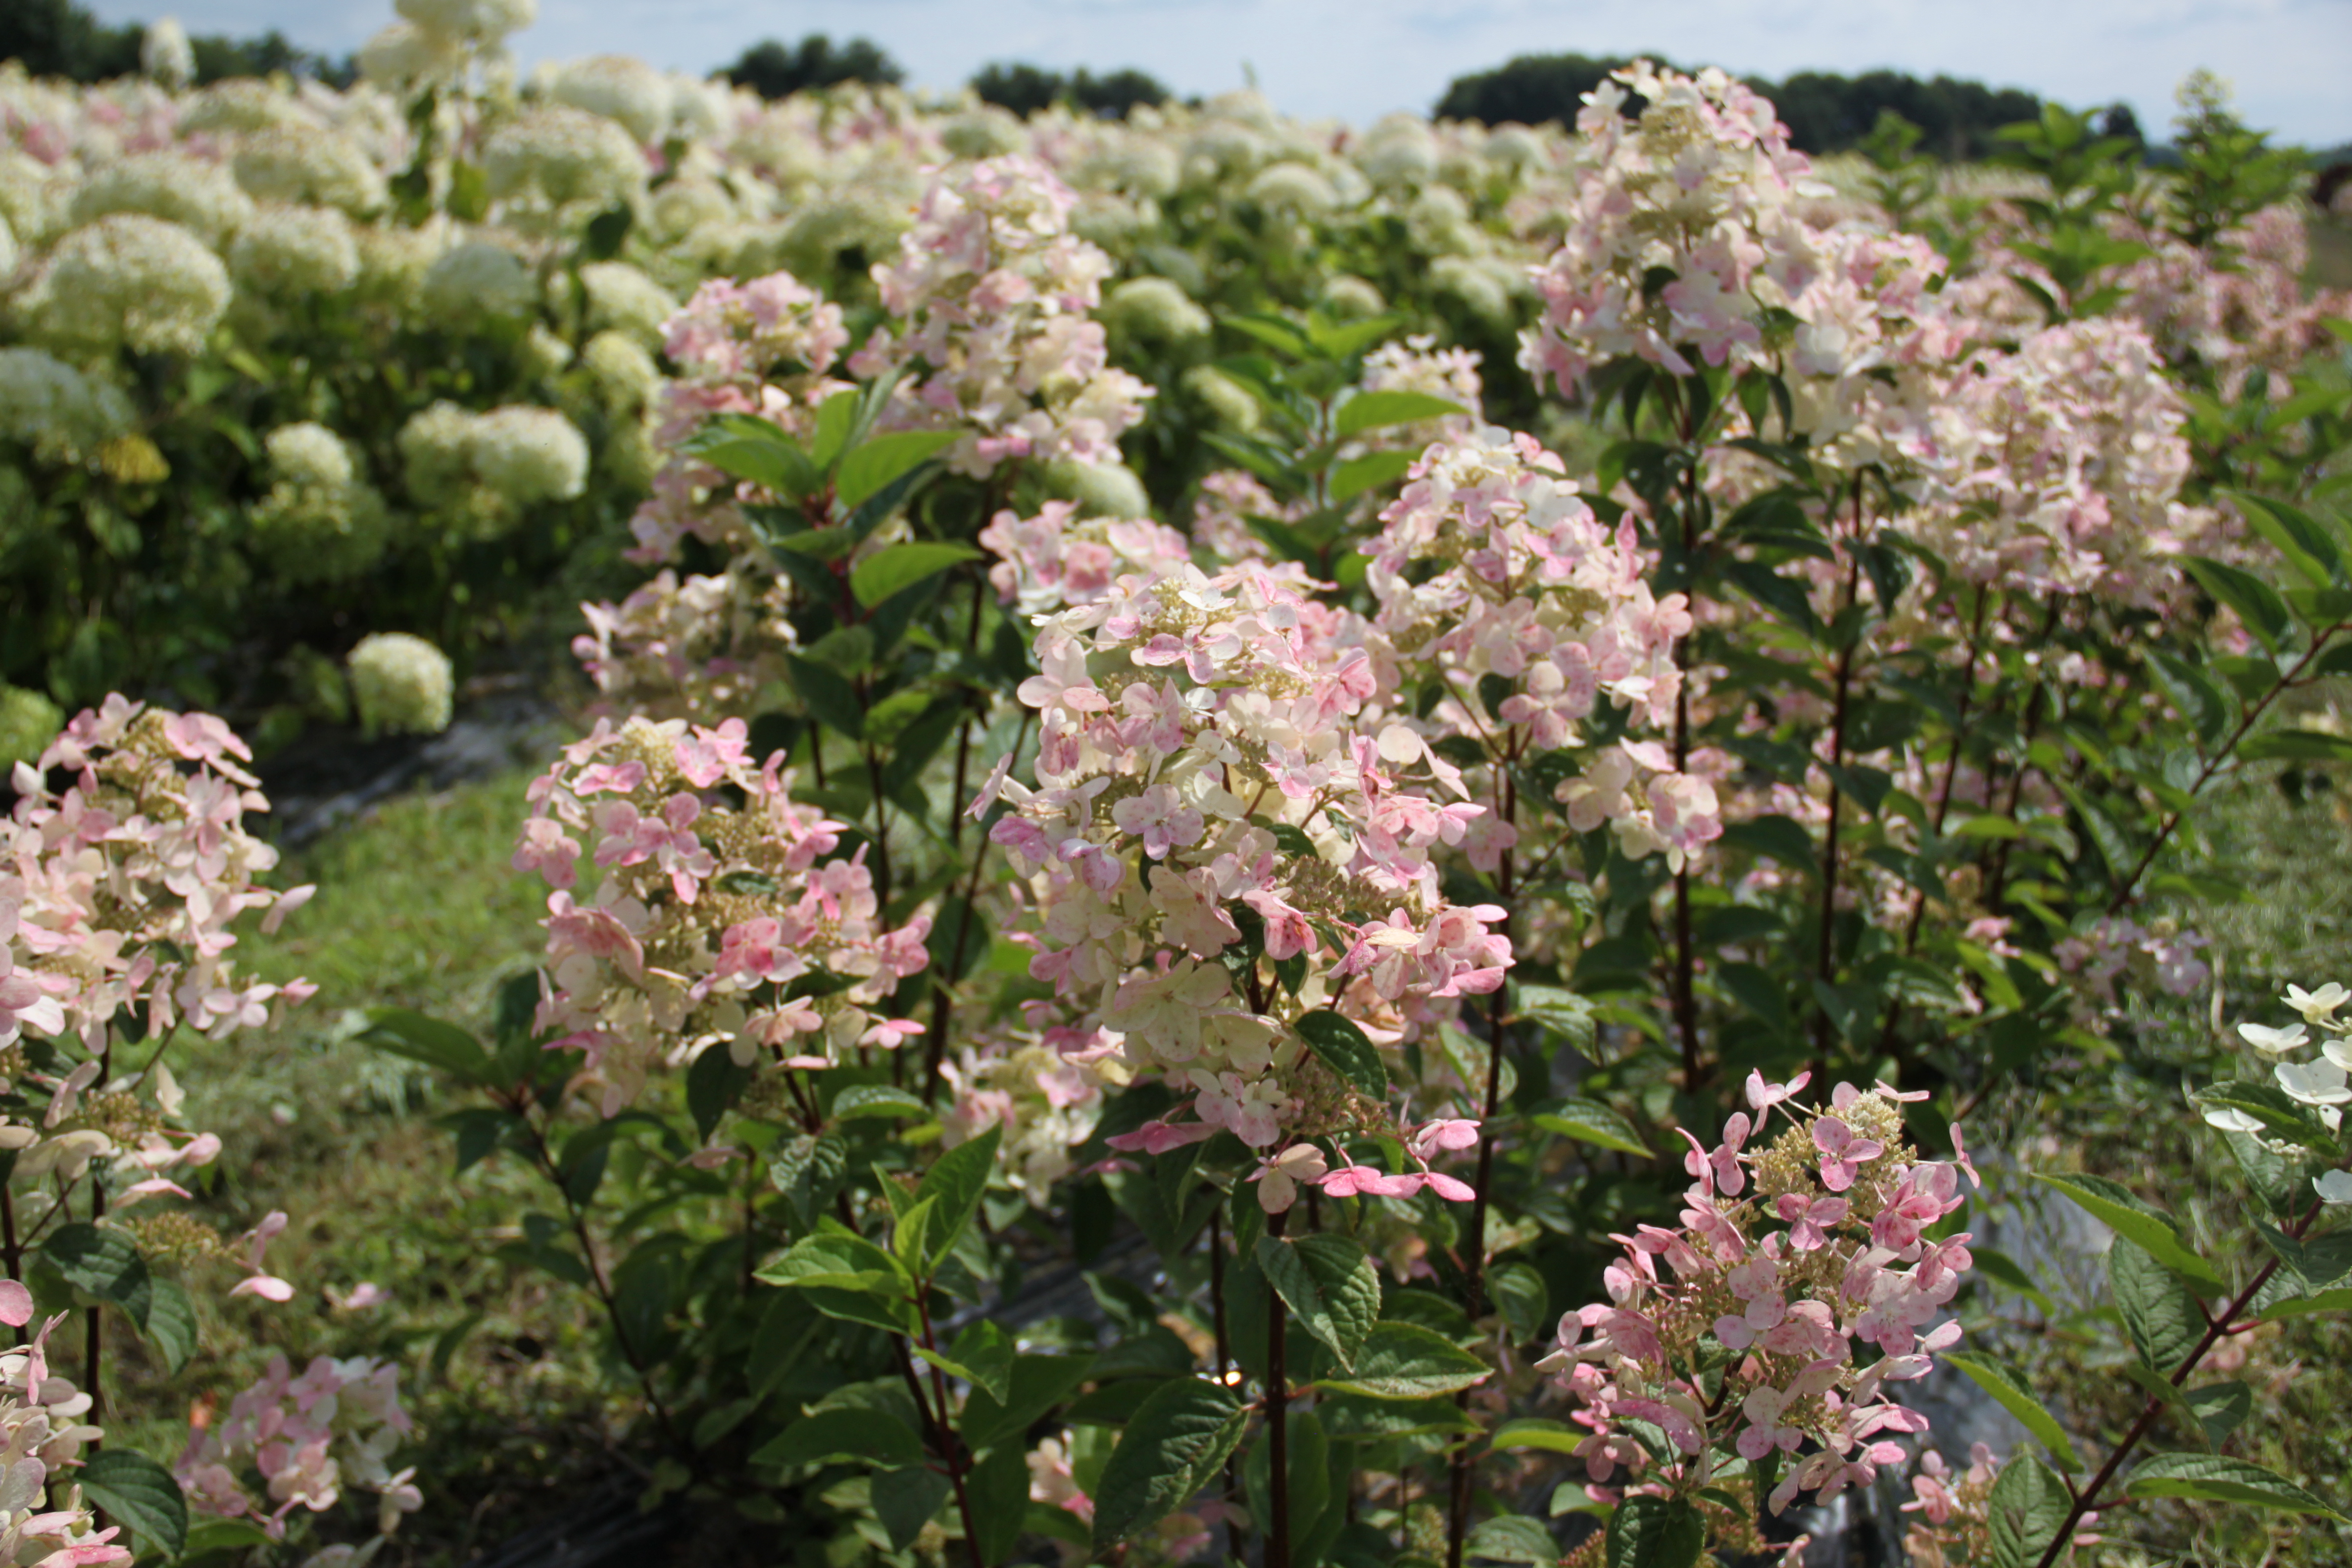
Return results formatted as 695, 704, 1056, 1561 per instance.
1431, 50, 2150, 160
1, 0, 351, 84
717, 35, 902, 98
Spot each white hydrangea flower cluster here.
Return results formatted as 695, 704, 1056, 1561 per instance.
0, 683, 62, 770
249, 422, 394, 582
418, 239, 539, 330
483, 104, 646, 223
229, 204, 361, 297
19, 213, 231, 356
2211, 982, 2352, 1205
397, 399, 588, 535
67, 151, 253, 245
579, 260, 678, 347
232, 127, 390, 217
347, 632, 455, 735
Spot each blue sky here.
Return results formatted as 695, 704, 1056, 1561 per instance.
86, 0, 2352, 146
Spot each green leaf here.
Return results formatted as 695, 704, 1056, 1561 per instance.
1294, 1010, 1389, 1101
1943, 1352, 2081, 1471
1466, 1516, 1559, 1563
1330, 448, 1417, 504
182, 1518, 277, 1555
1724, 558, 1824, 642
2125, 1452, 2347, 1520
873, 1464, 953, 1550
2239, 728, 2352, 764
2111, 1237, 2204, 1376
696, 430, 820, 499
940, 1319, 1017, 1403
78, 1448, 188, 1554
43, 1223, 150, 1323
1513, 984, 1597, 1051
810, 390, 859, 471
1334, 390, 1466, 438
850, 541, 983, 610
835, 430, 961, 512
2029, 1172, 2227, 1291
2186, 1381, 2252, 1447
787, 654, 866, 740
914, 1122, 1001, 1271
2224, 490, 2348, 588
1487, 1260, 1549, 1345
1091, 1377, 1250, 1547
1986, 1453, 2071, 1568
686, 1039, 753, 1141
2183, 556, 2295, 653
1532, 1099, 1651, 1159
833, 1084, 931, 1121
1488, 1417, 1585, 1455
140, 1276, 198, 1375
359, 1007, 491, 1083
1317, 1322, 1490, 1399
753, 1408, 925, 1470
961, 1354, 1095, 1448
1256, 1232, 1382, 1371
581, 201, 633, 260
967, 1443, 1032, 1566
1967, 1246, 2055, 1316
1604, 1494, 1703, 1568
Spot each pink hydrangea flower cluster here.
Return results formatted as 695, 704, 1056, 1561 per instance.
1909, 316, 2210, 606
1519, 63, 1969, 484
1518, 62, 1823, 395
176, 1353, 420, 1541
626, 271, 853, 565
517, 716, 933, 1118
850, 155, 1153, 477
571, 566, 781, 724
0, 1288, 126, 1566
982, 550, 1514, 1186
1366, 426, 1719, 872
1538, 1073, 1977, 1516
1189, 470, 1298, 565
978, 499, 1193, 616
2114, 204, 2352, 399
2, 699, 309, 1212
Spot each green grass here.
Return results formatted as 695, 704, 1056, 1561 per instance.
102, 768, 637, 1565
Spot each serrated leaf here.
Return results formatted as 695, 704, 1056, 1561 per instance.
1317, 1321, 1489, 1399
833, 1084, 930, 1121
873, 1464, 953, 1550
1604, 1494, 1703, 1568
961, 1353, 1095, 1448
2111, 1237, 2204, 1376
2124, 1452, 2346, 1520
1943, 1352, 2081, 1471
1256, 1232, 1381, 1371
1986, 1453, 2070, 1568
43, 1223, 150, 1323
753, 1407, 925, 1470
835, 431, 960, 511
2029, 1172, 2227, 1291
139, 1276, 198, 1375
1487, 1260, 1549, 1344
1294, 1010, 1389, 1102
1091, 1378, 1250, 1547
78, 1449, 187, 1554
850, 541, 983, 609
1467, 1516, 1559, 1563
914, 1122, 1000, 1272
2186, 1381, 2252, 1447
695, 432, 820, 498
1533, 1098, 1651, 1158
1334, 390, 1466, 438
